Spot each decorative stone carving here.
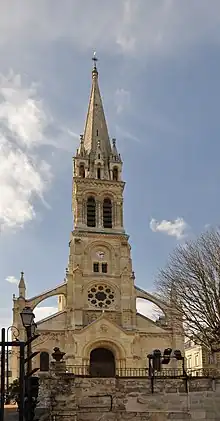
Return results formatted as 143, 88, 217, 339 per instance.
100, 324, 108, 333
52, 347, 66, 362
132, 336, 142, 356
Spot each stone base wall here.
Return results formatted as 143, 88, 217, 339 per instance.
38, 373, 220, 421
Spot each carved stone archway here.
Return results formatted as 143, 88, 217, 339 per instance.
89, 347, 115, 377
82, 339, 126, 370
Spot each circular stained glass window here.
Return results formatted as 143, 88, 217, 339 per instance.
87, 284, 115, 309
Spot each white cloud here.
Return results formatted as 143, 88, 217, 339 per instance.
0, 307, 12, 331
5, 275, 19, 285
0, 71, 53, 231
1, 1, 220, 57
0, 306, 58, 333
150, 217, 188, 239
0, 72, 48, 149
116, 0, 137, 52
136, 298, 160, 321
115, 88, 130, 114
115, 125, 140, 143
34, 306, 58, 323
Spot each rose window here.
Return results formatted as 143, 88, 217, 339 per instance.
88, 285, 115, 308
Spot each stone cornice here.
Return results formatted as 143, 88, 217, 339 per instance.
71, 230, 129, 241
74, 178, 125, 189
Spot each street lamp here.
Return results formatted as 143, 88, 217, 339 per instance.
20, 306, 38, 421
20, 307, 35, 330
20, 307, 36, 376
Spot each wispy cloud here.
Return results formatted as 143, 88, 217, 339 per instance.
0, 71, 53, 232
5, 275, 19, 285
115, 88, 130, 114
115, 125, 140, 143
0, 72, 49, 149
116, 0, 137, 52
0, 70, 78, 232
34, 306, 58, 323
1, 1, 220, 58
136, 298, 161, 321
150, 217, 189, 239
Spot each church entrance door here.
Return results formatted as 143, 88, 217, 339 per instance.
89, 347, 115, 377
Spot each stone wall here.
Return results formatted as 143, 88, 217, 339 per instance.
38, 368, 220, 421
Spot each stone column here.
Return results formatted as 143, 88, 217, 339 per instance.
97, 200, 102, 227
113, 202, 117, 227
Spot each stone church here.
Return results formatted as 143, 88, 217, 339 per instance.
11, 59, 184, 380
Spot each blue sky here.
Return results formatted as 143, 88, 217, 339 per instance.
1, 0, 220, 328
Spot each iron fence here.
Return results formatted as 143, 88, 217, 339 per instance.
64, 365, 217, 378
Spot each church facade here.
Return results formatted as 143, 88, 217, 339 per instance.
11, 60, 184, 379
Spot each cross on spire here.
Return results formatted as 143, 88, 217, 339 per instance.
92, 51, 98, 69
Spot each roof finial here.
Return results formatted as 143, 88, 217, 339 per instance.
19, 271, 26, 298
92, 51, 98, 69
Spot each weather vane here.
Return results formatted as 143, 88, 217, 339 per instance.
92, 51, 98, 69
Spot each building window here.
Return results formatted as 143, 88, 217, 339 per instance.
103, 198, 112, 228
98, 154, 100, 159
187, 356, 192, 369
87, 196, 96, 227
40, 352, 49, 372
97, 167, 101, 179
88, 284, 115, 309
102, 263, 108, 273
195, 354, 199, 367
113, 167, 118, 181
96, 129, 98, 136
79, 164, 85, 178
93, 262, 99, 272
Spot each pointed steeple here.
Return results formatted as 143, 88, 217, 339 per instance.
73, 56, 123, 183
77, 134, 86, 157
111, 138, 121, 162
18, 271, 26, 298
83, 54, 111, 158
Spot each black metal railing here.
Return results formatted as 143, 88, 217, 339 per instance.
64, 365, 217, 378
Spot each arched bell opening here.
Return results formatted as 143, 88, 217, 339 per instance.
89, 347, 115, 377
79, 164, 85, 178
103, 198, 112, 228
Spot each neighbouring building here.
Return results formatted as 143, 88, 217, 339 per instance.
184, 339, 203, 374
184, 338, 217, 375
11, 58, 184, 381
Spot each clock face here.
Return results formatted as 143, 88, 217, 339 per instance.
96, 251, 105, 259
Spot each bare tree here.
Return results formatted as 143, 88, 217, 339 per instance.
156, 229, 220, 353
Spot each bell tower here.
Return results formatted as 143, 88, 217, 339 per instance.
72, 56, 124, 233
65, 56, 137, 332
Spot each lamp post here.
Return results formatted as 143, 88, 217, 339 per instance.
5, 326, 20, 404
20, 306, 37, 421
147, 348, 186, 393
20, 307, 36, 376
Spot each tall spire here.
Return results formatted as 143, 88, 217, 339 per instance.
18, 271, 26, 298
83, 53, 111, 158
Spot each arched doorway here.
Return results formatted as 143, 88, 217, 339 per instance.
89, 347, 115, 377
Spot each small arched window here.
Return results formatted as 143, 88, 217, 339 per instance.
103, 198, 112, 228
40, 352, 49, 372
113, 167, 118, 181
79, 164, 85, 178
87, 196, 96, 227
97, 167, 101, 179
